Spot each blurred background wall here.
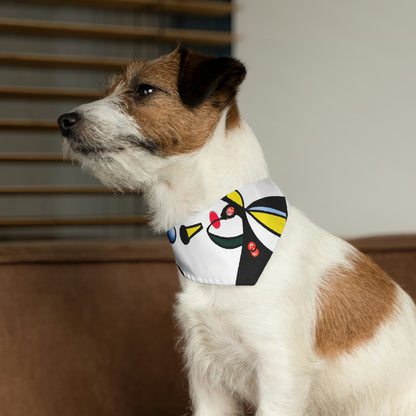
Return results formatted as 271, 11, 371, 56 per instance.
234, 0, 416, 238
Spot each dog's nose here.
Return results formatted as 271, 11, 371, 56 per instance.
57, 112, 80, 136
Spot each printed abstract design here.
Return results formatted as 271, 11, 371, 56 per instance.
167, 179, 288, 286
179, 223, 203, 244
206, 190, 287, 285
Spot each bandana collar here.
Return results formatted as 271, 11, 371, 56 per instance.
167, 178, 289, 286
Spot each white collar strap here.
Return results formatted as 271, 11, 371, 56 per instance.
167, 178, 289, 286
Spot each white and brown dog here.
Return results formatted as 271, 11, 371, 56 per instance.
58, 48, 416, 415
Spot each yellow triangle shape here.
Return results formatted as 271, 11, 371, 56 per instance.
226, 190, 243, 207
249, 211, 286, 235
186, 224, 202, 239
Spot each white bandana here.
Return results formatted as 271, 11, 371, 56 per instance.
167, 179, 289, 286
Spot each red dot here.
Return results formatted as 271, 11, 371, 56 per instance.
209, 211, 220, 229
247, 241, 256, 251
251, 248, 260, 257
226, 206, 235, 216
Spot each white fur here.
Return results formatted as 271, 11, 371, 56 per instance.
64, 98, 416, 415
63, 88, 168, 191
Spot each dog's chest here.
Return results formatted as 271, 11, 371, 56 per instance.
176, 290, 257, 393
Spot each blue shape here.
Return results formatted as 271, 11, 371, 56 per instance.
167, 227, 176, 244
248, 206, 287, 218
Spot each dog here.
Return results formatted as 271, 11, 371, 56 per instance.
58, 47, 416, 415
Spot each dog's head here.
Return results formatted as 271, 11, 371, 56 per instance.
58, 47, 246, 191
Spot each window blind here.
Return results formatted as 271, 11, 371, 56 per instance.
0, 0, 234, 241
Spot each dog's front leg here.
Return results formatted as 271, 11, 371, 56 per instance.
189, 368, 241, 416
254, 347, 312, 416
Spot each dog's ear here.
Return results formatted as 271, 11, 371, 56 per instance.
178, 48, 246, 108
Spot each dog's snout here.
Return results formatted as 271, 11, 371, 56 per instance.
58, 112, 80, 136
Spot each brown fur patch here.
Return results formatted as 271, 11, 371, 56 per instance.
315, 251, 398, 358
226, 99, 241, 130
108, 50, 224, 156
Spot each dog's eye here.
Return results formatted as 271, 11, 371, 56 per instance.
134, 84, 156, 98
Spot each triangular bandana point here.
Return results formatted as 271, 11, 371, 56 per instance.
167, 179, 289, 286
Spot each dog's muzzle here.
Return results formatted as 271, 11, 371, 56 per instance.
57, 112, 80, 137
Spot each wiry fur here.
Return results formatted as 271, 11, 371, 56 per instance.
58, 48, 416, 415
